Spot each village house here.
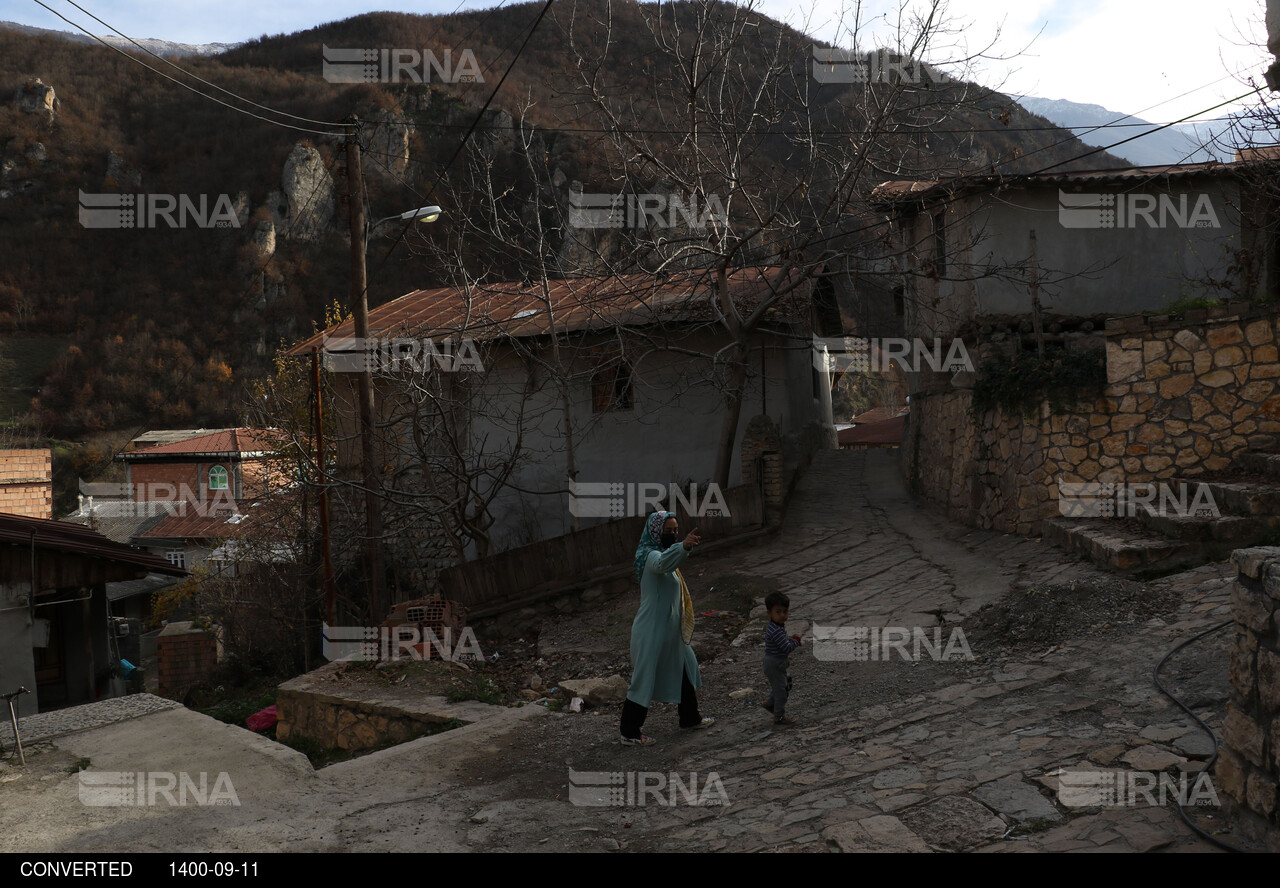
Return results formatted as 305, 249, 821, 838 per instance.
862, 158, 1280, 535
288, 265, 843, 588
68, 428, 290, 573
0, 513, 185, 715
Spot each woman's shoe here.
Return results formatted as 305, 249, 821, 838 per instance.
773, 716, 795, 726
761, 701, 774, 712
620, 734, 656, 746
682, 717, 716, 729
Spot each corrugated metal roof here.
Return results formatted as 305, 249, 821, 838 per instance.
124, 428, 284, 459
127, 429, 231, 451
0, 512, 186, 576
134, 501, 241, 542
871, 159, 1245, 205
63, 505, 171, 545
287, 266, 812, 355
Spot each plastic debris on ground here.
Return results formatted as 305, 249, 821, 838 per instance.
246, 705, 278, 732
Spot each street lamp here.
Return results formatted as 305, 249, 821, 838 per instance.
372, 206, 442, 228
346, 116, 443, 623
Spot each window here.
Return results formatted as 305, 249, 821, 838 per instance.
166, 548, 186, 569
208, 466, 229, 491
592, 361, 634, 413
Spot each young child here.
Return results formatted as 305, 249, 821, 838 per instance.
762, 591, 801, 725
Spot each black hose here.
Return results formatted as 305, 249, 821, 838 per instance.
1151, 618, 1245, 852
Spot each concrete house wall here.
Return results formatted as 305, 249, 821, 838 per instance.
902, 177, 1243, 340
465, 325, 831, 549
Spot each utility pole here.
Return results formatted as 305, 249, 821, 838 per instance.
346, 117, 386, 622
311, 351, 338, 627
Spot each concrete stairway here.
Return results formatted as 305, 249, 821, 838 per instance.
1042, 458, 1280, 578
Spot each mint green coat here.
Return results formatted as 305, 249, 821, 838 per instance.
626, 543, 701, 706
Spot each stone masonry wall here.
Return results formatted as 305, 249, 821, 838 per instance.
905, 304, 1280, 534
1217, 547, 1280, 850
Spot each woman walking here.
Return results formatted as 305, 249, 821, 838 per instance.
619, 511, 714, 745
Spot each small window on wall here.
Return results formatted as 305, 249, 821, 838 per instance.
209, 466, 229, 491
166, 548, 186, 569
592, 362, 634, 413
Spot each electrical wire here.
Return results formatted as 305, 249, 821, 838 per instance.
1152, 618, 1246, 853
56, 0, 346, 129
28, 0, 345, 136
366, 0, 558, 280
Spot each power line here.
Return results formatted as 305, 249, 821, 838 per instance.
55, 0, 346, 129
28, 0, 346, 136
368, 0, 558, 280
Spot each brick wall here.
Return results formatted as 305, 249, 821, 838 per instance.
0, 449, 52, 519
904, 304, 1280, 534
156, 623, 220, 700
1218, 547, 1280, 850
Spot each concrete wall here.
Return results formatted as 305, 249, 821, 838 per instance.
904, 178, 1243, 340
0, 580, 37, 717
465, 325, 830, 550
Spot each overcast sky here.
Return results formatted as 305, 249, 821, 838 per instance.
1, 0, 1271, 123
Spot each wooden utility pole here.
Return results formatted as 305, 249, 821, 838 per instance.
311, 351, 338, 627
346, 117, 386, 622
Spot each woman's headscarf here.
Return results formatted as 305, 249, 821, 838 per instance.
634, 511, 672, 582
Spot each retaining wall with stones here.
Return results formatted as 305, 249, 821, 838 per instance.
904, 305, 1280, 534
1217, 547, 1280, 849
275, 661, 497, 751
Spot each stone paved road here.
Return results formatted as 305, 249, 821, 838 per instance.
443, 449, 1243, 852
2, 449, 1250, 853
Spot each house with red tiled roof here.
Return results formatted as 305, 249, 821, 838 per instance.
287, 266, 844, 557
67, 428, 292, 572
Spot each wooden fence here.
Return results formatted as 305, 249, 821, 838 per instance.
437, 483, 763, 611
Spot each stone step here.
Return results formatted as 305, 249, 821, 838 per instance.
1041, 517, 1204, 579
1134, 509, 1278, 548
1172, 477, 1280, 517
1236, 451, 1280, 479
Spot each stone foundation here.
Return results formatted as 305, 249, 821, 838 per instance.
904, 305, 1280, 534
275, 661, 499, 752
1217, 547, 1280, 849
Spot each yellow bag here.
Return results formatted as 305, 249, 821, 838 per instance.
677, 569, 695, 644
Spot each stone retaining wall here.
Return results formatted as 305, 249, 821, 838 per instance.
904, 305, 1280, 534
1217, 547, 1280, 850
